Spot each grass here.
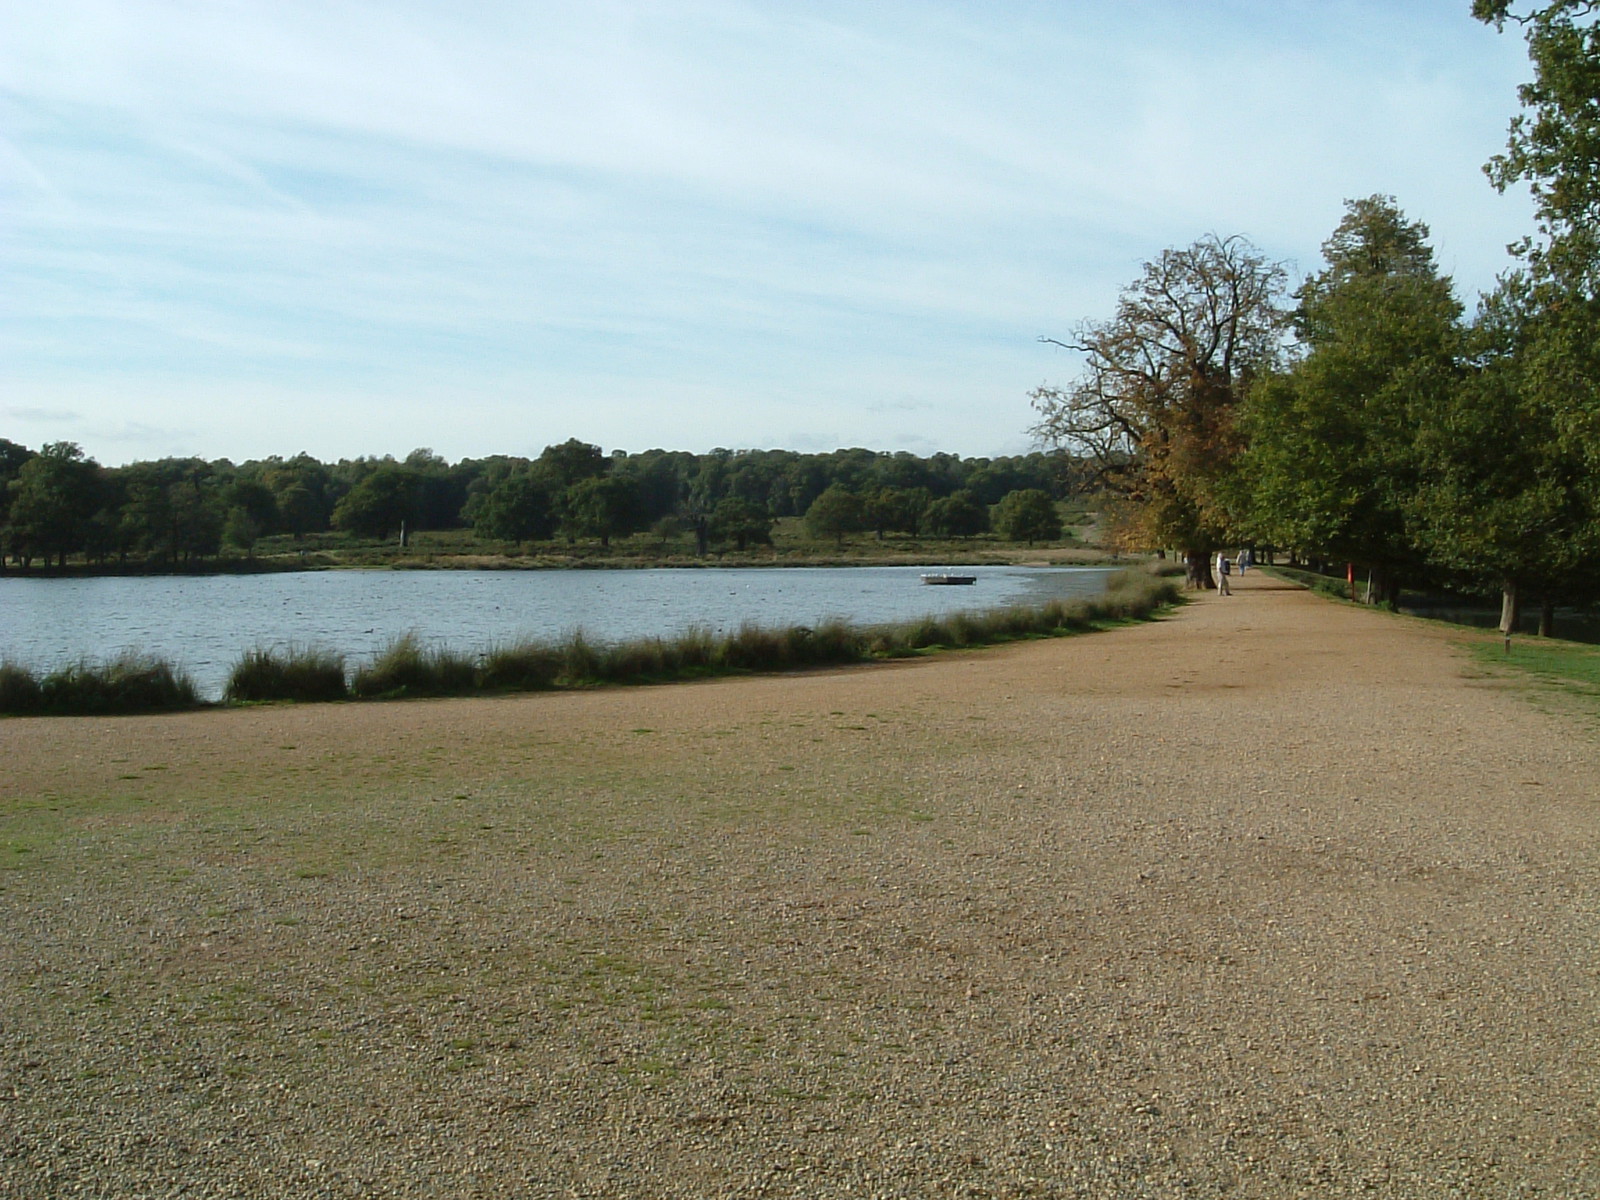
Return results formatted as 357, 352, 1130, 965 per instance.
0, 661, 43, 713
1467, 636, 1600, 715
478, 641, 566, 692
184, 518, 1117, 573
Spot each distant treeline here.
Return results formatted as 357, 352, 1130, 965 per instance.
0, 440, 1089, 569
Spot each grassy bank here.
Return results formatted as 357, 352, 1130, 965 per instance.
1, 568, 1181, 716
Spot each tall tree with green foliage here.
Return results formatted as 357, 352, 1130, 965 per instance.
1238, 197, 1462, 606
1476, 1, 1600, 288
1475, 0, 1600, 468
862, 487, 931, 539
472, 468, 556, 546
561, 474, 641, 547
1031, 234, 1288, 574
1465, 3, 1600, 626
331, 466, 420, 540
1409, 279, 1598, 632
0, 439, 35, 567
804, 485, 865, 547
923, 490, 990, 539
5, 442, 100, 567
537, 439, 609, 490
707, 497, 774, 551
993, 489, 1062, 545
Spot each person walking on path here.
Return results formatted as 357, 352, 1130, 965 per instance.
1216, 551, 1231, 596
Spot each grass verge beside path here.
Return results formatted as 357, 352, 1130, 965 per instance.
1468, 636, 1600, 718
1272, 562, 1600, 721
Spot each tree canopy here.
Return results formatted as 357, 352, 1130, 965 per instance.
1030, 234, 1289, 558
1238, 197, 1463, 604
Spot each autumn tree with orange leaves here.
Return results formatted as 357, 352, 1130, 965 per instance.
1029, 234, 1288, 582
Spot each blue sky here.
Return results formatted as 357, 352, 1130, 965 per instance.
2, 1, 1538, 465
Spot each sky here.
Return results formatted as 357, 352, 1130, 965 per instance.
1, 0, 1541, 466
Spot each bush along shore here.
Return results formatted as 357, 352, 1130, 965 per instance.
0, 568, 1180, 717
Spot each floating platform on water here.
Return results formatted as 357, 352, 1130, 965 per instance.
920, 573, 977, 586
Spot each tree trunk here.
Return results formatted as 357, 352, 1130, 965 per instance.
1361, 566, 1401, 610
1499, 580, 1519, 636
1539, 598, 1555, 638
1184, 550, 1215, 590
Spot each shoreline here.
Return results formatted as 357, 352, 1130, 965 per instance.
0, 568, 1178, 714
0, 545, 1125, 579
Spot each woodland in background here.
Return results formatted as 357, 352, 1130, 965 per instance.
0, 440, 1086, 571
1031, 1, 1600, 635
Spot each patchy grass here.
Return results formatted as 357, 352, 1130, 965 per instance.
1467, 637, 1600, 718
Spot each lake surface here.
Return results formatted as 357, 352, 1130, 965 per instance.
0, 565, 1116, 700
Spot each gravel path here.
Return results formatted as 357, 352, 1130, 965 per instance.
2, 571, 1597, 1197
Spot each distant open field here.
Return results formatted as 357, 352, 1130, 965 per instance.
3, 572, 1598, 1197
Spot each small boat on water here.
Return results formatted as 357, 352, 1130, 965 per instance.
920, 573, 977, 586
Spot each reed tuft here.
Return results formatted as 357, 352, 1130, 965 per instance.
33, 654, 201, 716
225, 645, 348, 703
352, 633, 477, 698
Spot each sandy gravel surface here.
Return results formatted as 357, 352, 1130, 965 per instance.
2, 571, 1598, 1197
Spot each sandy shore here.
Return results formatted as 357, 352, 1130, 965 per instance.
3, 570, 1597, 1197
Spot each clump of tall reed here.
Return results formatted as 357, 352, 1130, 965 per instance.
1098, 565, 1183, 614
225, 645, 349, 704
351, 633, 477, 699
0, 661, 44, 714
477, 641, 565, 692
0, 653, 202, 716
714, 618, 866, 672
590, 627, 718, 682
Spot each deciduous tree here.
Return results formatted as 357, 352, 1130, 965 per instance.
562, 474, 641, 548
1409, 280, 1598, 632
473, 469, 556, 546
5, 442, 100, 567
1238, 197, 1462, 605
994, 488, 1062, 545
1471, 2, 1600, 623
1030, 234, 1288, 573
804, 485, 865, 547
331, 466, 420, 540
923, 490, 990, 539
708, 497, 774, 551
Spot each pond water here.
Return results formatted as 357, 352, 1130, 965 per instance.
0, 565, 1117, 700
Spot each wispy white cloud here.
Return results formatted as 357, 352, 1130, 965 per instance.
0, 0, 1539, 463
